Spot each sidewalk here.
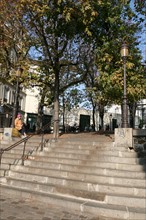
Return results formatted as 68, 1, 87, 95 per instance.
0, 193, 116, 220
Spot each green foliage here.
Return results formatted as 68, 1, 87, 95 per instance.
0, 0, 145, 133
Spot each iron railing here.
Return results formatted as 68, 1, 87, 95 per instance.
0, 122, 51, 166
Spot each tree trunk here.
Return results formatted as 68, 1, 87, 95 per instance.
92, 104, 96, 131
129, 102, 137, 128
98, 103, 104, 130
53, 69, 59, 139
36, 102, 43, 133
99, 113, 104, 130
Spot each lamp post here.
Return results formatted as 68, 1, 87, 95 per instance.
109, 114, 112, 131
121, 43, 129, 128
0, 101, 4, 128
11, 67, 23, 127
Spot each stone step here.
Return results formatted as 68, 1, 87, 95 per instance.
0, 163, 10, 170
89, 155, 146, 164
41, 151, 90, 159
57, 138, 113, 144
29, 156, 82, 165
1, 150, 34, 159
1, 135, 146, 219
5, 143, 145, 161
50, 142, 127, 151
1, 148, 37, 155
45, 146, 146, 158
0, 140, 39, 176
1, 137, 41, 145
2, 174, 145, 198
1, 157, 22, 165
7, 167, 146, 188
24, 161, 146, 179
3, 155, 145, 175
1, 184, 145, 220
0, 143, 40, 164
4, 145, 39, 151
53, 141, 114, 147
53, 147, 92, 154
31, 151, 146, 165
82, 160, 146, 171
0, 169, 7, 177
0, 141, 112, 155
27, 155, 146, 172
106, 193, 145, 209
1, 178, 145, 209
2, 177, 106, 201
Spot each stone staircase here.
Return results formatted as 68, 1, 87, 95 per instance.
0, 134, 146, 219
0, 136, 42, 176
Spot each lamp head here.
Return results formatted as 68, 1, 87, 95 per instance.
16, 67, 23, 77
121, 43, 128, 58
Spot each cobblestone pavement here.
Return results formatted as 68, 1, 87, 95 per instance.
0, 194, 115, 220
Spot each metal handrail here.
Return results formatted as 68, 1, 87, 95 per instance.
0, 122, 51, 166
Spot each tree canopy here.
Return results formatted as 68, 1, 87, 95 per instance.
0, 0, 145, 133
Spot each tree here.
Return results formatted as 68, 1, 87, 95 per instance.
1, 0, 145, 133
0, 0, 32, 82
84, 0, 146, 128
16, 0, 98, 138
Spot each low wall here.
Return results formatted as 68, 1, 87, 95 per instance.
114, 128, 133, 148
3, 127, 13, 141
115, 128, 146, 149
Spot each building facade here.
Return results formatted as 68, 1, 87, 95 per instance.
0, 82, 26, 127
0, 82, 146, 131
24, 87, 52, 132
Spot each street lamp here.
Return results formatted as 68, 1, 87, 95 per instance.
11, 67, 23, 127
109, 114, 112, 131
0, 101, 4, 128
121, 42, 129, 128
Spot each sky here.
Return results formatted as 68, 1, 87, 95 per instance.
130, 0, 146, 63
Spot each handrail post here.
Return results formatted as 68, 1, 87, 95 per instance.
21, 138, 27, 165
0, 148, 4, 165
0, 122, 50, 166
41, 130, 44, 151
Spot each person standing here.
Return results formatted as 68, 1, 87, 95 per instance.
14, 113, 26, 137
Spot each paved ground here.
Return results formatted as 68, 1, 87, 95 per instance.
0, 193, 118, 220
43, 131, 114, 142
0, 132, 115, 220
